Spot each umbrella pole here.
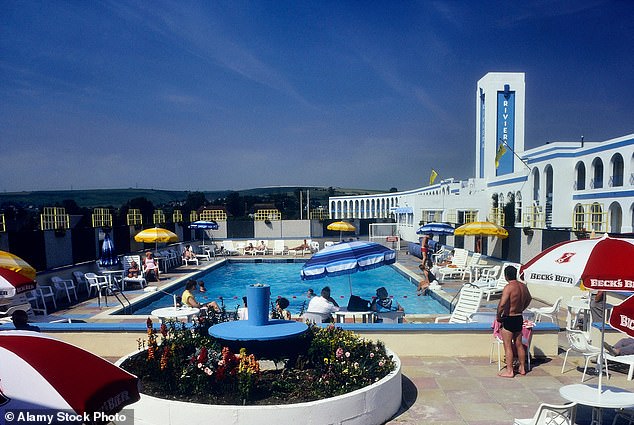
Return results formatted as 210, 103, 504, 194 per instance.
598, 297, 607, 393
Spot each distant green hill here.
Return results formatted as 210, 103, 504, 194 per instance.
0, 186, 386, 208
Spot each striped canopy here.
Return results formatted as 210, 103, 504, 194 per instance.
189, 220, 219, 230
416, 222, 454, 236
300, 241, 396, 281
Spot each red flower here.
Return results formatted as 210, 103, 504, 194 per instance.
197, 346, 208, 364
160, 323, 167, 337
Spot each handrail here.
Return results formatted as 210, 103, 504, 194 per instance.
109, 282, 131, 314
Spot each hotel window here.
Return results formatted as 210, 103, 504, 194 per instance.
574, 161, 586, 190
591, 158, 603, 189
590, 203, 605, 231
254, 209, 281, 221
127, 209, 143, 226
610, 153, 624, 187
200, 209, 227, 221
0, 214, 5, 232
40, 207, 70, 231
173, 210, 183, 223
153, 210, 166, 225
572, 204, 585, 230
189, 211, 198, 222
92, 208, 112, 228
515, 191, 522, 225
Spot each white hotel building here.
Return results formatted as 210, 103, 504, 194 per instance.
328, 72, 634, 263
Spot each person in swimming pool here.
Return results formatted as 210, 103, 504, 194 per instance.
496, 266, 532, 378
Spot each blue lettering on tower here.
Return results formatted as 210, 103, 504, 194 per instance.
496, 88, 515, 176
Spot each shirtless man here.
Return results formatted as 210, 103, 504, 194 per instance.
496, 265, 532, 377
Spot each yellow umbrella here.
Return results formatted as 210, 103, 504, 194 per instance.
0, 250, 37, 280
454, 221, 508, 253
134, 227, 179, 250
454, 221, 509, 238
327, 221, 356, 241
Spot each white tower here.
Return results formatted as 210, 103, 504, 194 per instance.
475, 73, 525, 180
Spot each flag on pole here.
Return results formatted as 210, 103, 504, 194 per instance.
429, 169, 438, 185
495, 143, 507, 169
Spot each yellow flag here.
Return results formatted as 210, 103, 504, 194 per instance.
495, 143, 507, 169
429, 169, 438, 185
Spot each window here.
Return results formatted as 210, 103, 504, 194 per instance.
127, 209, 143, 226
40, 207, 69, 230
610, 153, 624, 187
153, 210, 166, 225
575, 161, 586, 190
92, 208, 112, 228
591, 158, 603, 189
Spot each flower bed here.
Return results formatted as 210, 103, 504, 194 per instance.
121, 319, 397, 404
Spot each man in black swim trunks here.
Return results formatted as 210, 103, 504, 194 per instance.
496, 265, 532, 378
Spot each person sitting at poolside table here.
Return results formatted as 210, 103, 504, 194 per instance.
275, 297, 292, 320
181, 279, 220, 312
244, 242, 255, 253
127, 260, 140, 278
370, 287, 403, 312
604, 338, 634, 356
143, 251, 159, 282
307, 286, 339, 321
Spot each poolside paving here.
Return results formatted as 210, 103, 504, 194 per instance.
41, 249, 634, 425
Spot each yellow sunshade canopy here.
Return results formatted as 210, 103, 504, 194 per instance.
134, 227, 179, 244
454, 221, 509, 239
327, 221, 356, 232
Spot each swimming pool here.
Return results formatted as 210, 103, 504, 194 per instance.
129, 261, 449, 315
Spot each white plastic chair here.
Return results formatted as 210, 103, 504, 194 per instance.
513, 402, 576, 425
561, 328, 609, 382
84, 272, 109, 306
529, 296, 563, 327
25, 289, 48, 315
50, 276, 77, 304
302, 312, 331, 324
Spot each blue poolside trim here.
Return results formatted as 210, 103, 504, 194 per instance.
0, 321, 559, 333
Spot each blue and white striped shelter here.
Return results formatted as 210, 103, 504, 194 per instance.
300, 241, 396, 281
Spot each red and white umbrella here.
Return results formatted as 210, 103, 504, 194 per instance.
520, 234, 634, 392
520, 234, 634, 289
0, 331, 140, 421
0, 267, 36, 298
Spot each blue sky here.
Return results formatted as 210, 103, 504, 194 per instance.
1, 1, 633, 193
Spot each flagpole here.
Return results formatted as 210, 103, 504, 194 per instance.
499, 138, 532, 171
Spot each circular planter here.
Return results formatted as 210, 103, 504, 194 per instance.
116, 350, 401, 425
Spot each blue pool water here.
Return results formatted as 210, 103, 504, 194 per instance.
130, 261, 449, 315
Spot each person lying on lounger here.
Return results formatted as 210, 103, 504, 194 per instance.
291, 239, 310, 251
